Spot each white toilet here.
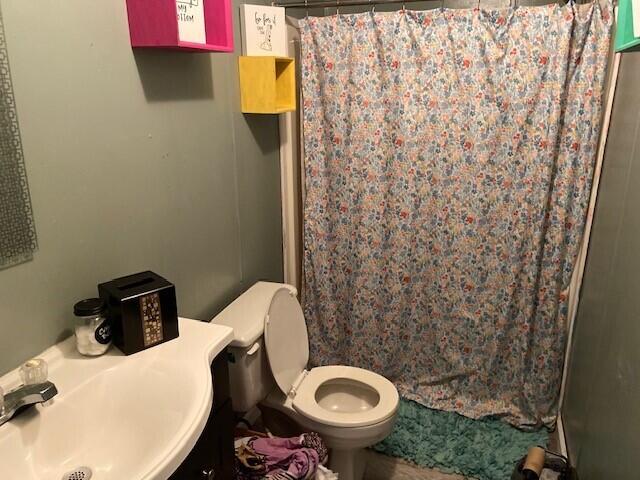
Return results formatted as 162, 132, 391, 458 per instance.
211, 281, 399, 480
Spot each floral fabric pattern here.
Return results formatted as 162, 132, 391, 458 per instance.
300, 2, 612, 427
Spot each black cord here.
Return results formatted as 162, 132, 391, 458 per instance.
539, 445, 569, 463
537, 445, 575, 480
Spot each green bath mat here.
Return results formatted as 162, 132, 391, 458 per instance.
373, 399, 549, 480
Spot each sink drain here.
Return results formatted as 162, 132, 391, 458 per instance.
61, 467, 92, 480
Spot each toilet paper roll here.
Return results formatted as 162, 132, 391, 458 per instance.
523, 446, 545, 477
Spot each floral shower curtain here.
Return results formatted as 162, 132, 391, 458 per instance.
300, 1, 612, 427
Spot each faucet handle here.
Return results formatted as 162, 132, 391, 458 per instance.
19, 358, 48, 385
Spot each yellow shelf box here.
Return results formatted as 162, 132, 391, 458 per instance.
238, 56, 296, 114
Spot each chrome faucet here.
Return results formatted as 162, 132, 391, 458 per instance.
0, 381, 58, 427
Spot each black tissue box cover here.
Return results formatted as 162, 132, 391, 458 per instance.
98, 271, 179, 355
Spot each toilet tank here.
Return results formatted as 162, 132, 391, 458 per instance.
210, 281, 297, 412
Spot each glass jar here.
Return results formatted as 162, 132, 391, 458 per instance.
73, 298, 112, 356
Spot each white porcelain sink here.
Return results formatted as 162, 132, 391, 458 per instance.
0, 318, 233, 480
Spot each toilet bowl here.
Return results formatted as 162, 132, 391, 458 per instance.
261, 365, 398, 479
211, 282, 399, 480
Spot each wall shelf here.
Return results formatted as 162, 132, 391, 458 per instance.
238, 56, 296, 114
125, 0, 234, 52
615, 0, 640, 52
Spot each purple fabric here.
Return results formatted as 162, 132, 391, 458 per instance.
252, 436, 320, 478
235, 433, 327, 480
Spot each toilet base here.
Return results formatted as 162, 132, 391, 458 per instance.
260, 393, 397, 480
329, 448, 366, 480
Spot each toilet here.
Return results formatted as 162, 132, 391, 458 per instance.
211, 281, 399, 480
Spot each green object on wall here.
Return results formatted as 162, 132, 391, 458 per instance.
615, 0, 640, 52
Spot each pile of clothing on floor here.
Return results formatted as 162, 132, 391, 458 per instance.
234, 432, 337, 480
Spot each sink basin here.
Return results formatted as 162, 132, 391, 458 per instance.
0, 318, 233, 479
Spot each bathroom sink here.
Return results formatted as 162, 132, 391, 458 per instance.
0, 318, 233, 480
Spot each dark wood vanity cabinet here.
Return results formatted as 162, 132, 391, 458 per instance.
170, 349, 235, 480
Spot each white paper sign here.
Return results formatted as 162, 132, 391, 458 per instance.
240, 4, 287, 57
633, 0, 640, 38
176, 0, 206, 44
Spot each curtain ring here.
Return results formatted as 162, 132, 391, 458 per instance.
402, 1, 406, 12
440, 0, 445, 11
336, 0, 340, 15
304, 0, 309, 18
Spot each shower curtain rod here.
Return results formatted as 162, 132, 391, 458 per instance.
273, 0, 580, 8
274, 0, 439, 8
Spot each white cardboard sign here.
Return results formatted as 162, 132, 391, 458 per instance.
176, 0, 206, 44
240, 4, 287, 57
633, 0, 640, 38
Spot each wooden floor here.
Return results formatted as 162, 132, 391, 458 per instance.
363, 451, 468, 480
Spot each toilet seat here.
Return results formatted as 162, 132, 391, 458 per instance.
264, 288, 399, 428
292, 365, 399, 428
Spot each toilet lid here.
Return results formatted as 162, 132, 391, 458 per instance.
264, 288, 309, 395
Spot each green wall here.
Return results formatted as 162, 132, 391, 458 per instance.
562, 53, 640, 478
0, 0, 283, 375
